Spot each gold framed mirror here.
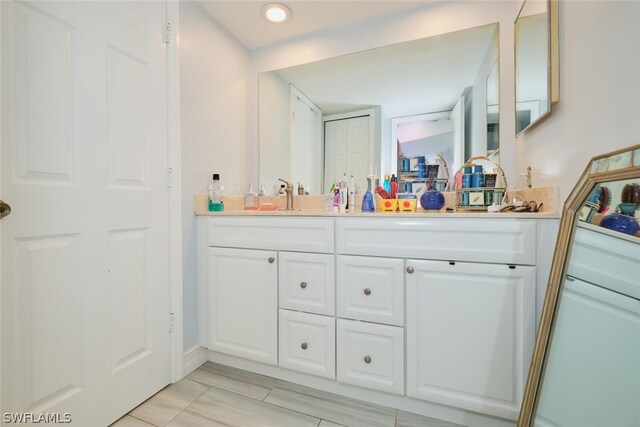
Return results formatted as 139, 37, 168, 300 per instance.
518, 145, 640, 426
514, 0, 559, 135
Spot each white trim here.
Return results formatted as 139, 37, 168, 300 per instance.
166, 0, 184, 383
183, 345, 208, 376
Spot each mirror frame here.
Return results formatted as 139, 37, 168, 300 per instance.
518, 144, 640, 426
514, 0, 559, 136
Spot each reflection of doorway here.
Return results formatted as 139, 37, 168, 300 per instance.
391, 99, 465, 179
290, 86, 322, 194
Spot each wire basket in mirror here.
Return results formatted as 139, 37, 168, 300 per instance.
453, 156, 508, 211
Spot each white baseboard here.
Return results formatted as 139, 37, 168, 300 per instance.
183, 345, 208, 376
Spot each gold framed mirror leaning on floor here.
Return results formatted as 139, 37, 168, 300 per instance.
518, 145, 640, 426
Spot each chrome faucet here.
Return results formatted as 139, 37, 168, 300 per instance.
279, 178, 294, 210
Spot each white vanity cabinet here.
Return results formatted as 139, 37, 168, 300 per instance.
208, 247, 278, 365
406, 260, 535, 420
200, 215, 552, 425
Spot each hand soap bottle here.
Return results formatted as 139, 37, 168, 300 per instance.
209, 174, 224, 212
245, 185, 258, 211
361, 174, 376, 213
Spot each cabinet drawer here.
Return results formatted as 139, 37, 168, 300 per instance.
567, 223, 640, 300
279, 252, 335, 316
337, 255, 404, 326
336, 217, 536, 265
207, 217, 334, 253
279, 310, 336, 379
336, 319, 404, 395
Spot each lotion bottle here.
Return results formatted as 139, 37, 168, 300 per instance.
348, 175, 356, 213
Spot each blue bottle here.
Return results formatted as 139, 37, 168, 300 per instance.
471, 165, 484, 188
361, 175, 376, 212
461, 166, 473, 188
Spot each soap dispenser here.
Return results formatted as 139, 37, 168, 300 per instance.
361, 174, 376, 213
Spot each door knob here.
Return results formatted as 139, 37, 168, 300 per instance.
268, 257, 275, 263
406, 266, 414, 274
300, 281, 307, 289
363, 288, 371, 296
364, 355, 372, 364
301, 342, 308, 350
0, 201, 11, 219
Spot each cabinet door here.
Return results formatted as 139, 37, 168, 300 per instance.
336, 319, 404, 395
535, 277, 640, 427
279, 310, 336, 379
279, 252, 335, 316
208, 247, 278, 365
337, 255, 404, 326
406, 260, 535, 420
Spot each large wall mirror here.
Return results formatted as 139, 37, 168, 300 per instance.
259, 24, 499, 195
515, 0, 559, 135
518, 145, 640, 426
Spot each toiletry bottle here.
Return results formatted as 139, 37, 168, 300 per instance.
383, 173, 391, 193
209, 174, 224, 212
361, 174, 376, 213
471, 165, 484, 188
245, 185, 258, 211
258, 185, 266, 196
461, 166, 473, 188
278, 184, 286, 196
348, 175, 356, 213
338, 174, 348, 213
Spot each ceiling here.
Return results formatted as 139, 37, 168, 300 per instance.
269, 24, 497, 116
196, 1, 433, 50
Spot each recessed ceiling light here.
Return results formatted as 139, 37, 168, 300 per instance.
261, 3, 292, 24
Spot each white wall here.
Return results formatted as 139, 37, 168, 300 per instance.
258, 73, 290, 193
517, 1, 640, 201
180, 1, 251, 350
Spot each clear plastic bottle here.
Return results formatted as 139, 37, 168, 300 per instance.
245, 184, 258, 211
208, 173, 224, 212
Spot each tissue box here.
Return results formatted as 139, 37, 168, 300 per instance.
397, 194, 417, 212
378, 199, 398, 212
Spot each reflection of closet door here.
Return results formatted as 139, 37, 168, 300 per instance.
290, 87, 322, 195
324, 115, 371, 193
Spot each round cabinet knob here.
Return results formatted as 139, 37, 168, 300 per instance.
406, 266, 414, 274
300, 281, 307, 289
363, 288, 371, 296
301, 342, 308, 350
364, 355, 372, 364
268, 257, 275, 264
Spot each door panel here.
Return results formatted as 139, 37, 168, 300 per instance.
1, 1, 171, 425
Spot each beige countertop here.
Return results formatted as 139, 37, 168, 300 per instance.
196, 209, 560, 219
194, 186, 561, 219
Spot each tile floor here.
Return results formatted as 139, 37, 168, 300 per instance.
111, 362, 465, 427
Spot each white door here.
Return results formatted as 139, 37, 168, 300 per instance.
290, 86, 322, 194
406, 260, 535, 420
208, 247, 278, 366
1, 2, 171, 425
324, 115, 371, 193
